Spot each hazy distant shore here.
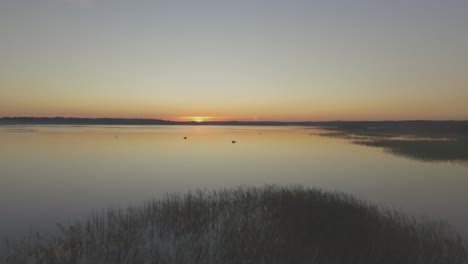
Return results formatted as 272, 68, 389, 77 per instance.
1, 117, 467, 127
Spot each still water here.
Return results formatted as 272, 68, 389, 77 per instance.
1, 125, 467, 242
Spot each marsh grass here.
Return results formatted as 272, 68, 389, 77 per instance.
353, 138, 468, 162
3, 186, 467, 264
319, 121, 468, 162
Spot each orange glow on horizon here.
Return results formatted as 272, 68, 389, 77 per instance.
169, 116, 261, 122
175, 116, 213, 122
192, 116, 207, 122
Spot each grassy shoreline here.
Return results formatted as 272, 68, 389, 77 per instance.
4, 186, 467, 264
318, 122, 468, 162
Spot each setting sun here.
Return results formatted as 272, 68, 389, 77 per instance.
192, 116, 206, 122
175, 116, 211, 122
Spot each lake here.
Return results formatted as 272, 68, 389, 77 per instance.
1, 125, 467, 243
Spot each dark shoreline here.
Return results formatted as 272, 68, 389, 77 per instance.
1, 117, 467, 127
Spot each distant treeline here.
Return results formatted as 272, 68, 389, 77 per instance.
1, 117, 467, 128
0, 117, 318, 126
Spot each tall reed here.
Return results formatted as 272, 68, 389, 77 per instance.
4, 186, 467, 264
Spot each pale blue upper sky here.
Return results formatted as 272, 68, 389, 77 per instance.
1, 0, 467, 120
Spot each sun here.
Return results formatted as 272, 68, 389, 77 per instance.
176, 116, 212, 122
192, 116, 206, 122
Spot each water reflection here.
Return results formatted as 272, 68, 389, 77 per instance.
1, 125, 468, 243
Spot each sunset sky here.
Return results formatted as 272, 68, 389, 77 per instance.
1, 0, 467, 121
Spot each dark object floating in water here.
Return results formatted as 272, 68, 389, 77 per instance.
184, 137, 187, 140
232, 140, 237, 144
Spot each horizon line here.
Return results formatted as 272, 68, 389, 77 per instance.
1, 116, 467, 123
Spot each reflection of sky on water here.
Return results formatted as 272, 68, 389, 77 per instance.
1, 125, 467, 242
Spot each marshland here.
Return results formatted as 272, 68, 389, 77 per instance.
1, 124, 468, 263
4, 186, 467, 264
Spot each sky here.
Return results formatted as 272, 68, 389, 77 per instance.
1, 0, 467, 121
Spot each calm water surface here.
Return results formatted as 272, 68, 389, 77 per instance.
1, 125, 467, 242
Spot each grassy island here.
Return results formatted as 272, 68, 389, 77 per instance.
4, 186, 467, 264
